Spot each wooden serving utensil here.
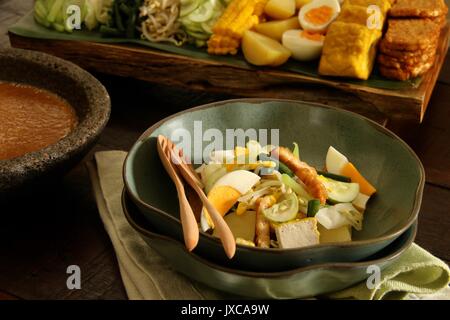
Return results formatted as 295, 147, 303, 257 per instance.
165, 138, 236, 259
156, 135, 199, 251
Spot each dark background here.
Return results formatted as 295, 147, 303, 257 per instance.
0, 0, 449, 299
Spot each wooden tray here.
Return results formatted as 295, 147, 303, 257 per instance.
8, 24, 449, 124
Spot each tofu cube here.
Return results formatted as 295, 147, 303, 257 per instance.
274, 218, 320, 249
319, 22, 381, 80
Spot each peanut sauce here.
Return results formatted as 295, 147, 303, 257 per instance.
0, 82, 78, 161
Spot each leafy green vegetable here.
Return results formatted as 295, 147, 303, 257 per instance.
281, 174, 312, 201
292, 142, 300, 160
99, 0, 141, 38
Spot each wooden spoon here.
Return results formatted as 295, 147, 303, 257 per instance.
156, 135, 199, 251
165, 139, 236, 259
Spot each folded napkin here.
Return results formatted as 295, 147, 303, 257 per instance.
88, 150, 450, 300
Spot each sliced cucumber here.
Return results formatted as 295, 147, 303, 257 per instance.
319, 176, 359, 203
188, 2, 215, 23
262, 193, 298, 223
34, 1, 48, 21
281, 173, 312, 200
180, 1, 200, 18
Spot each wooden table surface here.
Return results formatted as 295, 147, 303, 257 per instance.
1, 1, 449, 300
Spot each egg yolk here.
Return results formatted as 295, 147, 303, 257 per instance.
301, 31, 325, 41
305, 5, 334, 25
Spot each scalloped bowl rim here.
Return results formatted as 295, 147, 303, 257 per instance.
123, 98, 424, 254
123, 189, 417, 278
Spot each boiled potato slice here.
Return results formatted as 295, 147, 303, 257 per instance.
242, 30, 291, 66
318, 224, 352, 243
253, 17, 300, 41
265, 0, 296, 19
295, 0, 312, 9
213, 211, 256, 242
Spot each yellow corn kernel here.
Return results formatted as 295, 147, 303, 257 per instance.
208, 0, 268, 55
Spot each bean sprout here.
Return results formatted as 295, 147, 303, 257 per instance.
139, 0, 187, 46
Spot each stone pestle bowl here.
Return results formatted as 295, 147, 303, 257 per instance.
0, 48, 110, 195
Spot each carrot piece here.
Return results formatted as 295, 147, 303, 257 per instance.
341, 163, 376, 196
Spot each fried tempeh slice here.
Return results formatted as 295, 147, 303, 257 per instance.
379, 60, 435, 80
379, 41, 436, 58
272, 147, 327, 204
377, 51, 435, 68
382, 19, 440, 51
389, 0, 448, 18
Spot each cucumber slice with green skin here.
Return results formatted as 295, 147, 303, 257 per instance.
262, 193, 298, 223
180, 1, 200, 18
319, 176, 360, 203
188, 2, 215, 23
34, 1, 48, 21
34, 13, 51, 28
292, 142, 300, 160
52, 22, 66, 32
307, 199, 321, 217
47, 0, 64, 23
281, 173, 312, 200
317, 171, 351, 183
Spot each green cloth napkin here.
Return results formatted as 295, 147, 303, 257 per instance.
328, 244, 450, 300
88, 150, 450, 300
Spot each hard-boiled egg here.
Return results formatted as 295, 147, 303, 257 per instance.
298, 0, 340, 33
325, 146, 348, 175
282, 29, 325, 61
200, 170, 261, 231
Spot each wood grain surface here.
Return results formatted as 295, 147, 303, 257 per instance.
1, 0, 449, 300
8, 25, 450, 124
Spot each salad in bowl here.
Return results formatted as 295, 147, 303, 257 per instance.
196, 140, 376, 249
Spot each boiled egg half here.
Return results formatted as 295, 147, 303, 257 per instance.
298, 0, 340, 33
282, 29, 325, 61
200, 170, 261, 231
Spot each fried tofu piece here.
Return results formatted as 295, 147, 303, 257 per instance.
319, 22, 381, 80
390, 0, 448, 18
343, 0, 391, 15
337, 4, 385, 28
274, 218, 320, 249
382, 19, 440, 51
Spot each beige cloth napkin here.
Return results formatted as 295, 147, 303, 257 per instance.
87, 150, 233, 299
88, 150, 450, 300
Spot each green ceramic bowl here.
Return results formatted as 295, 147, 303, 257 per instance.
123, 99, 424, 272
123, 190, 417, 299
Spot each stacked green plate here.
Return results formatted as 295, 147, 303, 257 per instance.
123, 190, 417, 299
123, 99, 424, 272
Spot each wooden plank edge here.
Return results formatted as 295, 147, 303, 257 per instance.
420, 24, 450, 122
7, 32, 429, 122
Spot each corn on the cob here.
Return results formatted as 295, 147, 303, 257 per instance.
207, 0, 268, 55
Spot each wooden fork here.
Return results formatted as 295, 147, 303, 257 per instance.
156, 135, 199, 251
165, 138, 236, 259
